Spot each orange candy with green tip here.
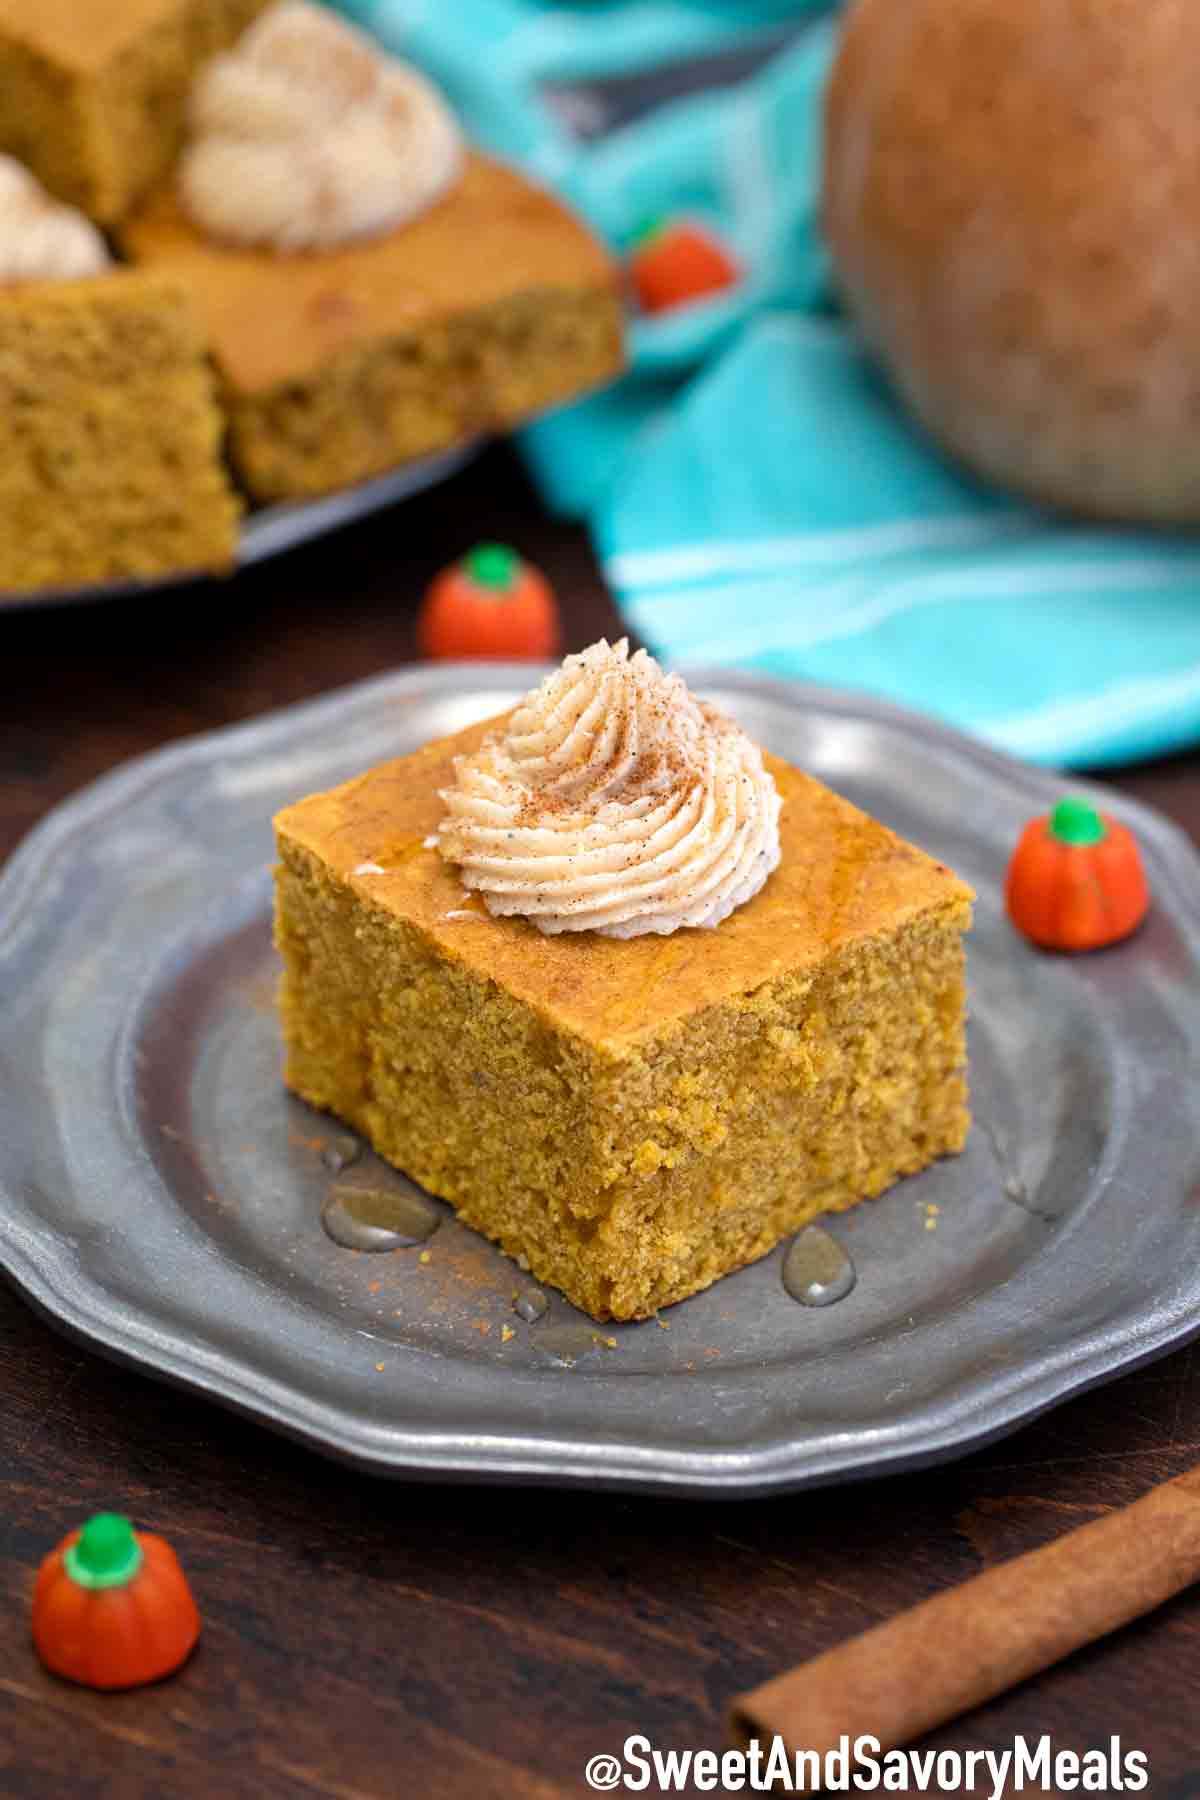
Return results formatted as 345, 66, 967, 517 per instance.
32, 1512, 200, 1690
1005, 797, 1149, 952
627, 216, 740, 315
418, 543, 560, 661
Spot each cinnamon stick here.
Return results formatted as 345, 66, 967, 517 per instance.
731, 1465, 1200, 1776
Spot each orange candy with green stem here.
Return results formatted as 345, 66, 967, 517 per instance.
628, 216, 740, 314
418, 543, 561, 661
32, 1512, 200, 1690
1005, 797, 1149, 952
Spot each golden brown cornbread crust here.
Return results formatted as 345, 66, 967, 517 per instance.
0, 0, 273, 224
0, 268, 239, 592
274, 716, 973, 1321
120, 154, 626, 499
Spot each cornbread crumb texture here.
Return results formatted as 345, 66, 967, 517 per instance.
274, 717, 972, 1322
120, 153, 625, 498
0, 270, 240, 592
0, 0, 274, 223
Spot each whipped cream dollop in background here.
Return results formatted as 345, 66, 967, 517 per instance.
179, 1, 464, 252
0, 157, 111, 284
438, 640, 783, 939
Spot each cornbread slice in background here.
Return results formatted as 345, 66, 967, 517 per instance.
121, 154, 625, 500
274, 715, 973, 1323
0, 0, 272, 225
0, 270, 240, 593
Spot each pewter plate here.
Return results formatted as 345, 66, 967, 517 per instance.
0, 444, 478, 611
2, 668, 1199, 1497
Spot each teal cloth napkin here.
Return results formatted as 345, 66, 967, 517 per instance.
336, 0, 1200, 769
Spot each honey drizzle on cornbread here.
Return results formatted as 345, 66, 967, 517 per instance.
781, 1226, 857, 1307
321, 1182, 439, 1252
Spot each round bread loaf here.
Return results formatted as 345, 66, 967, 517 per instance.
823, 0, 1200, 522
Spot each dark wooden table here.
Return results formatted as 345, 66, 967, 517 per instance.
3, 446, 1199, 1800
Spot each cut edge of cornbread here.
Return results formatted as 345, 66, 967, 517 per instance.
0, 0, 273, 224
0, 269, 241, 594
274, 828, 971, 1322
118, 152, 627, 501
223, 281, 624, 501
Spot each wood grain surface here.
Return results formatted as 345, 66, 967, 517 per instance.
2, 446, 1199, 1799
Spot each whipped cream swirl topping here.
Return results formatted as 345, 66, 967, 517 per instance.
179, 2, 464, 252
438, 639, 782, 938
0, 157, 111, 284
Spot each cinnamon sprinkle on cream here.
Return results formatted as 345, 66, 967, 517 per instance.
437, 638, 781, 937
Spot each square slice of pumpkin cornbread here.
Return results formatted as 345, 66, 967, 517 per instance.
274, 715, 973, 1322
0, 269, 240, 593
120, 153, 625, 501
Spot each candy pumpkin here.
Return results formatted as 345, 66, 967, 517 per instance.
627, 217, 740, 315
32, 1512, 200, 1690
1005, 797, 1149, 952
418, 543, 560, 661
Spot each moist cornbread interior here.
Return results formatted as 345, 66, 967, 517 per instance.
274, 716, 973, 1322
120, 153, 625, 500
0, 0, 272, 225
0, 270, 239, 591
